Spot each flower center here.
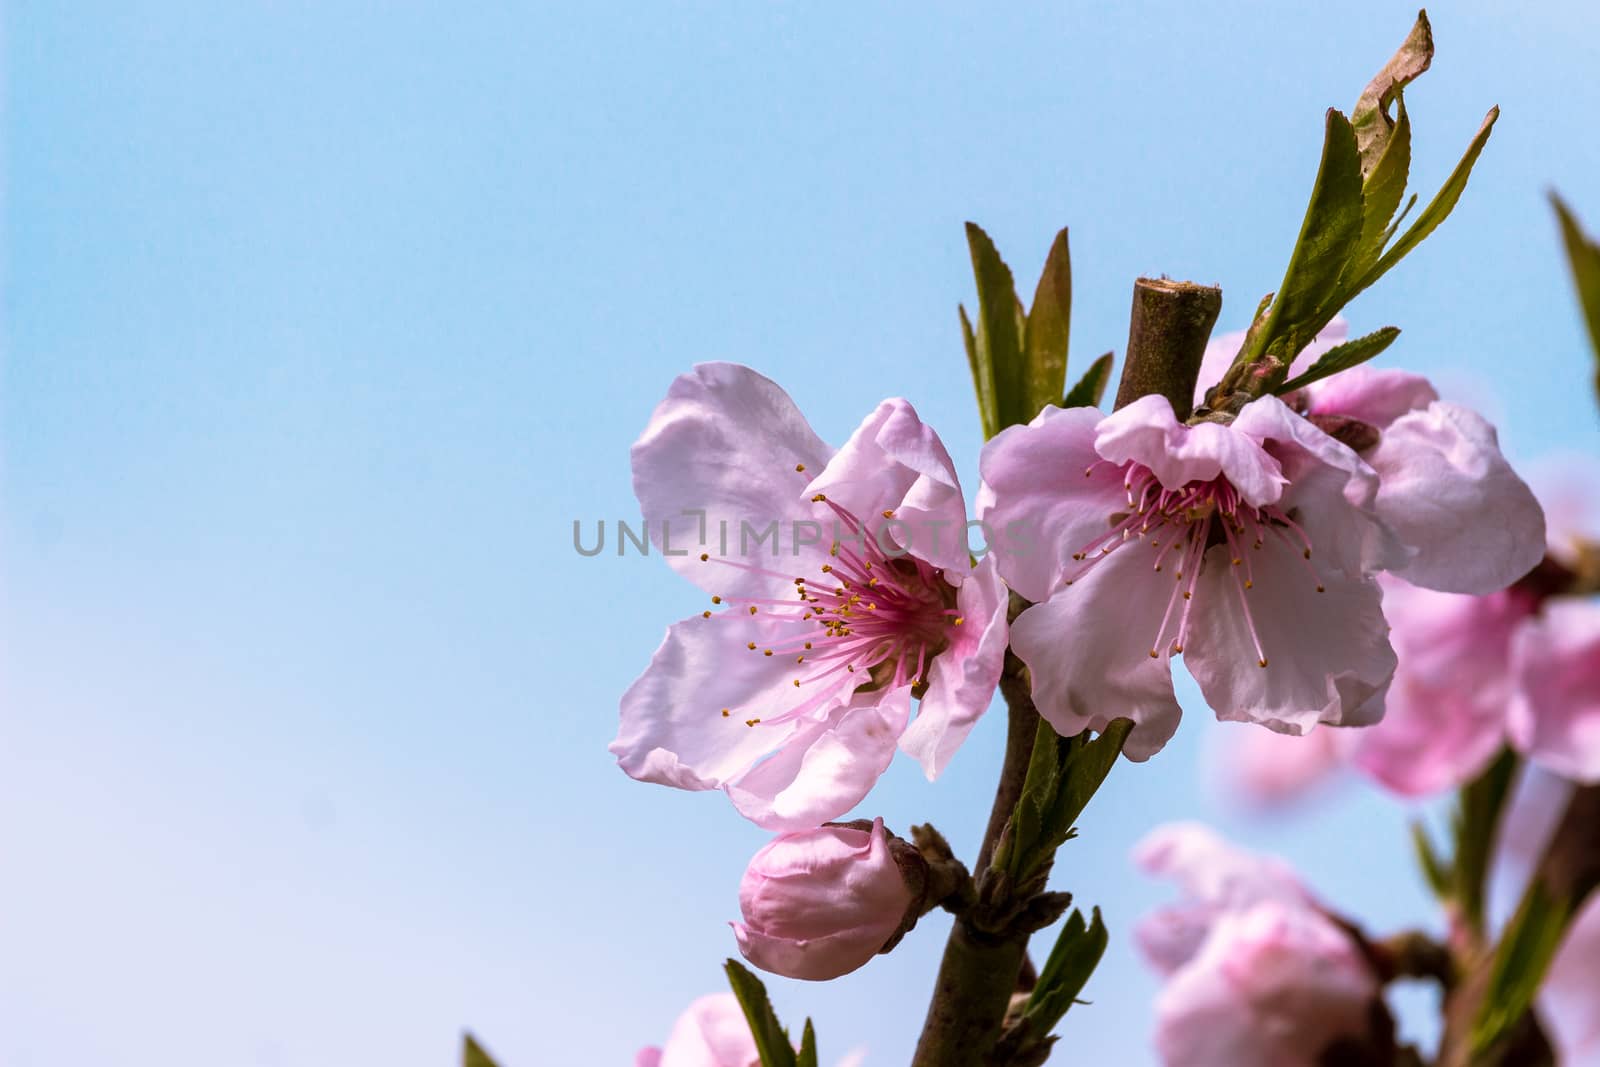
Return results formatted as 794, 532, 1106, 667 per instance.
1066, 461, 1326, 667
695, 469, 961, 728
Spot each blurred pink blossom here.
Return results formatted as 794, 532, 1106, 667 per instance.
732, 818, 916, 982
634, 993, 758, 1067
1134, 824, 1382, 1067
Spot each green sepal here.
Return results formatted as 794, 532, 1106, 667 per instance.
1410, 819, 1451, 900
724, 959, 798, 1067
1062, 352, 1114, 409
1275, 326, 1401, 395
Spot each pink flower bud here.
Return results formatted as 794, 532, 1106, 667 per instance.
732, 817, 918, 981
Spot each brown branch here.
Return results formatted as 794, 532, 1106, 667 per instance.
1112, 277, 1223, 420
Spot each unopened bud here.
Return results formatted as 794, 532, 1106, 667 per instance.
731, 817, 922, 981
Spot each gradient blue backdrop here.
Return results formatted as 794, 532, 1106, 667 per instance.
5, 3, 1599, 1064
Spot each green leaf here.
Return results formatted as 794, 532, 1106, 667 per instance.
1344, 93, 1412, 287
1354, 106, 1499, 295
1472, 883, 1574, 1054
965, 223, 1030, 433
1244, 109, 1366, 371
1049, 720, 1132, 840
1410, 819, 1451, 899
1023, 906, 1110, 1033
463, 1034, 502, 1067
724, 959, 798, 1067
795, 1020, 818, 1067
1061, 352, 1113, 409
1023, 228, 1073, 418
1453, 748, 1518, 934
1276, 326, 1401, 394
960, 303, 998, 440
1351, 9, 1432, 174
1551, 193, 1600, 402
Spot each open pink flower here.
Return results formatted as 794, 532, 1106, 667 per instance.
1200, 319, 1545, 596
612, 364, 1008, 829
979, 392, 1398, 757
733, 818, 916, 981
1134, 824, 1382, 1067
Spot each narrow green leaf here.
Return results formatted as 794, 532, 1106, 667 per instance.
1472, 883, 1574, 1054
463, 1034, 503, 1067
965, 222, 1030, 433
1344, 94, 1412, 286
1061, 352, 1113, 409
1551, 193, 1600, 401
960, 303, 998, 440
724, 959, 798, 1067
1355, 106, 1499, 295
1276, 326, 1401, 394
1410, 820, 1451, 899
1048, 719, 1133, 840
795, 1020, 818, 1067
1453, 748, 1518, 934
1351, 9, 1433, 173
1023, 906, 1110, 1032
1023, 228, 1072, 418
1246, 109, 1366, 368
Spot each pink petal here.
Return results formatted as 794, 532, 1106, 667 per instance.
1508, 599, 1600, 783
636, 1051, 664, 1067
1231, 394, 1402, 578
975, 405, 1123, 601
1154, 902, 1378, 1067
899, 555, 1008, 779
1364, 402, 1546, 595
1214, 724, 1351, 807
1096, 394, 1287, 507
612, 612, 822, 791
1302, 365, 1439, 428
726, 688, 910, 831
1010, 544, 1184, 760
1348, 580, 1525, 796
633, 363, 834, 600
805, 398, 972, 574
1133, 822, 1309, 909
1185, 549, 1395, 736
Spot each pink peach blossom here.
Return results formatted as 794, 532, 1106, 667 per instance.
979, 391, 1401, 757
732, 818, 916, 981
612, 364, 1008, 829
635, 993, 758, 1067
1135, 824, 1382, 1067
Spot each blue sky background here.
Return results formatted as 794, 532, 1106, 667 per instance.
5, 3, 1600, 1064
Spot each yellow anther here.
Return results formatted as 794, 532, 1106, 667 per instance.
763, 649, 773, 657
721, 708, 730, 717
953, 617, 964, 626
881, 510, 894, 519
821, 564, 833, 573
749, 606, 758, 615
711, 595, 722, 604
747, 642, 757, 650
792, 679, 801, 687
699, 553, 709, 562
795, 463, 806, 472
702, 610, 712, 618
804, 642, 812, 649
746, 718, 761, 727
812, 493, 827, 502
1258, 658, 1269, 668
